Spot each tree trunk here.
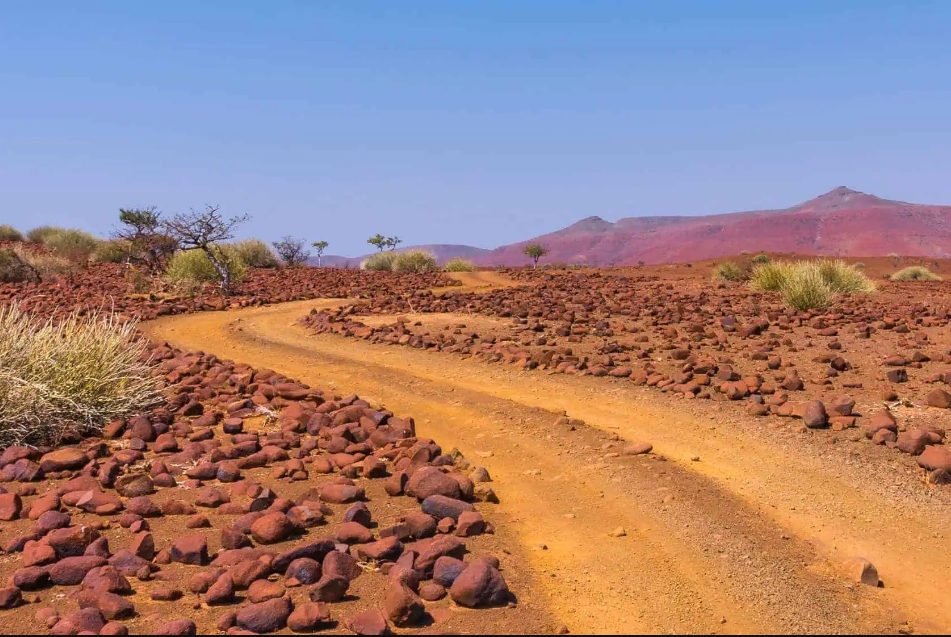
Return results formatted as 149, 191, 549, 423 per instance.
203, 246, 231, 295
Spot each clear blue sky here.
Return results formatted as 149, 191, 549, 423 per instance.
2, 1, 949, 255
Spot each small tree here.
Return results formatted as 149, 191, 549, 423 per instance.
368, 234, 387, 252
384, 236, 402, 251
112, 207, 178, 271
524, 244, 549, 269
312, 240, 329, 267
272, 236, 310, 267
161, 205, 249, 294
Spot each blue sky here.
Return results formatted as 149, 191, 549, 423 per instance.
2, 1, 950, 255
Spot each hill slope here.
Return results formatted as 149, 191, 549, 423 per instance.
478, 187, 951, 266
314, 244, 490, 268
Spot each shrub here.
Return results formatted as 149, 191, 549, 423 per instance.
12, 245, 74, 280
891, 266, 943, 282
393, 250, 438, 273
272, 236, 310, 267
751, 254, 771, 264
780, 264, 835, 311
0, 225, 23, 242
0, 305, 162, 447
232, 239, 278, 268
360, 251, 397, 271
165, 246, 247, 288
712, 261, 746, 282
749, 261, 794, 292
26, 225, 66, 244
0, 248, 38, 283
93, 239, 131, 263
816, 259, 876, 294
43, 229, 101, 262
444, 257, 477, 272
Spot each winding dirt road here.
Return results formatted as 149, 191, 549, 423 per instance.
143, 273, 951, 634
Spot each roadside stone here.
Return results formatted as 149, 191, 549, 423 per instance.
170, 534, 208, 565
849, 557, 880, 587
449, 559, 510, 608
236, 596, 293, 633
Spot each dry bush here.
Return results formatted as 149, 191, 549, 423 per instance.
393, 250, 438, 273
0, 305, 162, 447
891, 266, 943, 282
93, 239, 131, 263
751, 253, 771, 264
0, 225, 23, 242
232, 239, 278, 268
816, 259, 876, 294
26, 225, 66, 244
444, 257, 477, 272
40, 228, 101, 262
360, 251, 397, 271
13, 245, 74, 280
0, 248, 38, 283
712, 261, 747, 282
749, 261, 794, 291
165, 246, 247, 288
780, 264, 835, 311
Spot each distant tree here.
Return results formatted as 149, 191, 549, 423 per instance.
161, 205, 249, 294
311, 240, 329, 267
523, 243, 549, 269
272, 235, 310, 267
112, 206, 177, 271
384, 236, 402, 251
368, 234, 387, 252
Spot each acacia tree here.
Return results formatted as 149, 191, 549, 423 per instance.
523, 243, 549, 269
367, 234, 387, 252
112, 206, 177, 271
311, 240, 329, 267
272, 235, 310, 267
384, 236, 402, 251
161, 205, 249, 294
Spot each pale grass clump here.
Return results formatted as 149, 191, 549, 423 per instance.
393, 250, 438, 273
165, 246, 247, 289
444, 257, 477, 272
712, 260, 746, 282
232, 239, 279, 269
360, 251, 397, 271
751, 259, 875, 310
12, 245, 75, 280
0, 305, 162, 447
0, 225, 23, 242
890, 266, 943, 282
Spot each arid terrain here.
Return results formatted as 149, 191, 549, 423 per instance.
2, 256, 951, 635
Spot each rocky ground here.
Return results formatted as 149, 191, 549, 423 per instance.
0, 265, 534, 636
300, 258, 951, 486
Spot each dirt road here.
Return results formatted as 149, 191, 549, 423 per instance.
144, 282, 951, 634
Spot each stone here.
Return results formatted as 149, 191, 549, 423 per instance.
50, 608, 107, 635
420, 582, 446, 601
250, 512, 295, 544
432, 556, 467, 588
344, 609, 390, 636
455, 511, 486, 537
926, 388, 951, 409
39, 448, 88, 473
285, 558, 322, 586
406, 466, 462, 501
849, 557, 880, 587
449, 559, 510, 608
48, 555, 107, 586
308, 575, 350, 603
0, 492, 22, 521
114, 474, 154, 498
336, 521, 374, 544
170, 534, 208, 565
236, 596, 293, 633
48, 525, 100, 558
621, 442, 653, 455
384, 580, 425, 627
76, 589, 135, 620
248, 579, 286, 603
319, 483, 365, 504
152, 619, 197, 635
421, 495, 474, 521
918, 445, 951, 472
204, 573, 235, 605
0, 587, 22, 609
802, 400, 828, 429
287, 601, 332, 632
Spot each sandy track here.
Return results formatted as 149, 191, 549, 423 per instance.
144, 293, 951, 634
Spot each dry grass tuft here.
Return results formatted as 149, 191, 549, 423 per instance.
890, 266, 943, 282
0, 305, 162, 447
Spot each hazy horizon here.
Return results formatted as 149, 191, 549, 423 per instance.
3, 1, 951, 255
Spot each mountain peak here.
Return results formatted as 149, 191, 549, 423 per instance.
792, 186, 884, 212
560, 215, 615, 235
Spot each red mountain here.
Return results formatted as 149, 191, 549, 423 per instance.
477, 187, 951, 266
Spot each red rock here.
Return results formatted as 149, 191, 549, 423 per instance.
336, 521, 374, 544
285, 558, 322, 585
39, 448, 88, 473
319, 483, 365, 504
50, 608, 106, 635
76, 589, 135, 620
0, 586, 22, 609
432, 556, 467, 587
802, 400, 828, 428
114, 474, 154, 498
250, 512, 295, 544
918, 445, 951, 472
170, 534, 208, 565
927, 388, 951, 409
455, 511, 486, 537
22, 540, 57, 567
308, 575, 350, 602
205, 572, 236, 605
82, 565, 132, 594
99, 622, 129, 636
248, 579, 286, 603
344, 609, 390, 636
421, 495, 474, 521
406, 466, 462, 501
420, 582, 446, 601
151, 585, 183, 601
236, 596, 293, 633
49, 555, 108, 585
323, 550, 363, 581
152, 619, 197, 635
384, 580, 425, 627
0, 492, 22, 521
13, 566, 51, 589
287, 601, 332, 632
449, 559, 510, 608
